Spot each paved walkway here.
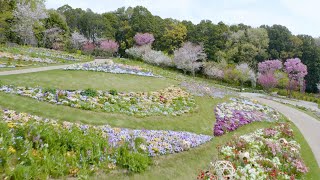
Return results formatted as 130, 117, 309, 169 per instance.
0, 59, 108, 76
241, 93, 320, 167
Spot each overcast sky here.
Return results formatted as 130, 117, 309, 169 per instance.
46, 0, 319, 37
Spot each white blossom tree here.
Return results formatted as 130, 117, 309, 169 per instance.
174, 42, 207, 76
12, 0, 47, 45
71, 31, 88, 49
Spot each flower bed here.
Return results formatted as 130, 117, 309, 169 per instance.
2, 110, 212, 157
180, 81, 233, 98
0, 64, 15, 68
0, 52, 56, 63
65, 60, 159, 77
0, 85, 196, 116
0, 46, 91, 62
0, 109, 153, 178
214, 98, 280, 136
198, 124, 308, 179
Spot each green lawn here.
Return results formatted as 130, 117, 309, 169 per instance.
0, 70, 178, 92
0, 59, 319, 179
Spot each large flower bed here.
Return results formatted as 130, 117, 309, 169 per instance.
198, 124, 308, 179
2, 110, 212, 157
0, 109, 152, 178
0, 46, 91, 62
65, 60, 159, 77
0, 51, 56, 63
180, 81, 233, 98
214, 98, 280, 136
0, 85, 196, 116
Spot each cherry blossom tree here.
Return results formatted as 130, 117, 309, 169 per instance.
71, 31, 87, 49
12, 0, 47, 45
99, 40, 119, 54
236, 63, 256, 90
258, 59, 283, 74
174, 42, 206, 76
258, 72, 278, 91
284, 58, 308, 95
134, 33, 155, 46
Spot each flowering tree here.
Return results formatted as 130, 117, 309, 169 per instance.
134, 33, 155, 46
82, 42, 95, 53
258, 59, 283, 74
125, 45, 152, 60
174, 42, 206, 76
236, 63, 256, 90
99, 40, 119, 54
284, 58, 308, 95
142, 50, 173, 67
71, 31, 88, 49
12, 0, 47, 45
258, 72, 278, 91
317, 82, 320, 94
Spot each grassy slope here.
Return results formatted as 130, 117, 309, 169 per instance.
0, 59, 318, 179
0, 70, 178, 92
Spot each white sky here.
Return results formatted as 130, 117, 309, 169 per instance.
46, 0, 320, 37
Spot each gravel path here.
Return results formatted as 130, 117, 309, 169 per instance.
241, 93, 320, 167
0, 59, 108, 76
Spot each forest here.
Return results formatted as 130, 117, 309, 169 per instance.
1, 0, 320, 93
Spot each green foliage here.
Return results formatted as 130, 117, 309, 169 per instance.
43, 87, 56, 94
115, 144, 151, 173
81, 88, 98, 97
109, 89, 118, 96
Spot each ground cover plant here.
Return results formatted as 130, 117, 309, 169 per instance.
214, 98, 280, 136
198, 123, 308, 179
65, 60, 159, 77
0, 85, 196, 116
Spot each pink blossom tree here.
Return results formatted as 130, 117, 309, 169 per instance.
258, 59, 283, 74
284, 58, 308, 95
82, 42, 95, 53
258, 72, 278, 91
99, 40, 119, 54
134, 33, 155, 46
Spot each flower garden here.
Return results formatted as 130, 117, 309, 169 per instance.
214, 98, 280, 136
0, 45, 92, 71
0, 47, 318, 179
198, 123, 308, 179
65, 59, 159, 77
0, 85, 195, 116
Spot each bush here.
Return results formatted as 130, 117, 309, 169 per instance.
115, 144, 151, 173
142, 50, 173, 67
80, 88, 98, 97
109, 89, 118, 96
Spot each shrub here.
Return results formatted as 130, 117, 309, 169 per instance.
80, 88, 98, 97
134, 33, 155, 46
174, 42, 206, 76
109, 89, 118, 96
115, 144, 151, 173
142, 50, 173, 67
125, 45, 151, 60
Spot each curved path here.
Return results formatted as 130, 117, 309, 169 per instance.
0, 59, 108, 76
241, 93, 320, 167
